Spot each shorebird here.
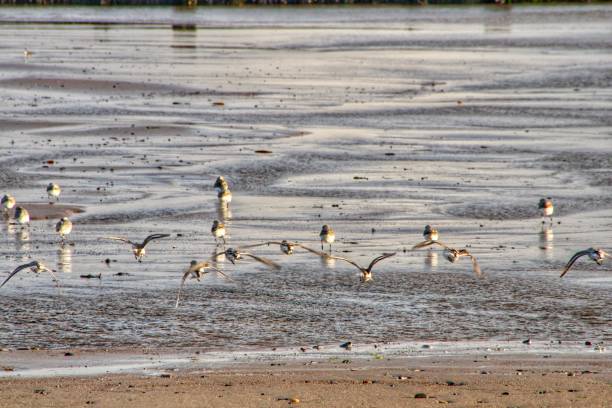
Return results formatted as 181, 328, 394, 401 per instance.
14, 206, 30, 226
242, 240, 327, 257
213, 247, 281, 270
214, 176, 229, 193
211, 220, 226, 246
319, 225, 335, 253
330, 252, 396, 282
412, 225, 442, 249
1, 261, 58, 288
175, 260, 234, 307
442, 246, 482, 277
1, 194, 15, 213
23, 49, 33, 58
56, 217, 73, 242
538, 198, 554, 224
560, 248, 609, 278
218, 189, 232, 207
101, 233, 170, 262
47, 183, 61, 202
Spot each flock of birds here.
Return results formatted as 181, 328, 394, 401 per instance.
0, 177, 609, 308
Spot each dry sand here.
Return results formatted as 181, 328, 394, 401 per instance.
1, 353, 610, 407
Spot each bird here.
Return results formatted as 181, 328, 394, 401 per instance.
329, 252, 396, 282
538, 198, 554, 224
211, 220, 226, 246
14, 206, 30, 226
1, 261, 58, 289
213, 247, 281, 270
319, 225, 335, 253
175, 260, 234, 307
56, 217, 73, 242
1, 194, 16, 213
101, 233, 170, 262
442, 246, 482, 277
47, 183, 61, 202
412, 225, 442, 249
560, 248, 609, 278
214, 176, 229, 193
218, 189, 232, 207
241, 240, 327, 257
23, 49, 32, 58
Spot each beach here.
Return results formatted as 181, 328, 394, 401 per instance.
0, 4, 611, 405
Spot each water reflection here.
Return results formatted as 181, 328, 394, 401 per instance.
424, 251, 439, 271
211, 248, 225, 271
321, 254, 335, 268
58, 245, 73, 274
16, 228, 31, 254
217, 201, 232, 222
539, 226, 554, 260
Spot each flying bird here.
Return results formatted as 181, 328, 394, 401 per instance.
213, 247, 281, 270
101, 233, 170, 262
330, 252, 396, 282
241, 240, 327, 257
176, 260, 234, 307
442, 246, 482, 277
560, 248, 609, 278
319, 225, 335, 253
1, 261, 58, 288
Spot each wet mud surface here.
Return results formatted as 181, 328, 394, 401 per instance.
0, 5, 610, 350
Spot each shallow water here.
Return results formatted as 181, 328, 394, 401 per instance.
0, 5, 611, 350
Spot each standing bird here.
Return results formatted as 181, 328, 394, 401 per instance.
56, 217, 73, 242
211, 220, 226, 246
412, 225, 442, 249
213, 247, 281, 270
330, 252, 396, 282
1, 261, 58, 288
47, 183, 61, 202
538, 198, 554, 224
560, 248, 609, 277
14, 206, 30, 226
101, 233, 170, 262
214, 176, 229, 193
218, 188, 232, 207
175, 260, 233, 307
1, 194, 16, 213
319, 225, 335, 253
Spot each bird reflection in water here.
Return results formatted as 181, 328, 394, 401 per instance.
58, 244, 73, 273
424, 251, 439, 271
539, 226, 554, 260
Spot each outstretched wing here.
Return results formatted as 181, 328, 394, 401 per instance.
0, 261, 38, 288
239, 241, 283, 250
176, 269, 193, 308
367, 252, 396, 272
328, 255, 364, 272
42, 266, 60, 287
412, 240, 450, 250
241, 253, 281, 270
142, 233, 171, 247
294, 243, 329, 258
101, 236, 135, 246
560, 250, 591, 278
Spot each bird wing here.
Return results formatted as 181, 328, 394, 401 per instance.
0, 261, 38, 288
212, 267, 235, 282
241, 253, 281, 270
294, 243, 328, 257
328, 255, 363, 272
176, 269, 192, 308
42, 267, 60, 287
367, 252, 396, 271
239, 241, 283, 250
412, 240, 450, 250
142, 233, 171, 247
560, 250, 591, 278
101, 236, 135, 246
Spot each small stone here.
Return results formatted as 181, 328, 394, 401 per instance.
289, 397, 300, 404
64, 352, 74, 357
340, 341, 352, 351
585, 341, 592, 346
160, 374, 172, 378
501, 392, 509, 395
415, 392, 427, 399
522, 339, 531, 345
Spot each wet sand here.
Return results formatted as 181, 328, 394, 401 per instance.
0, 5, 611, 397
1, 351, 610, 407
